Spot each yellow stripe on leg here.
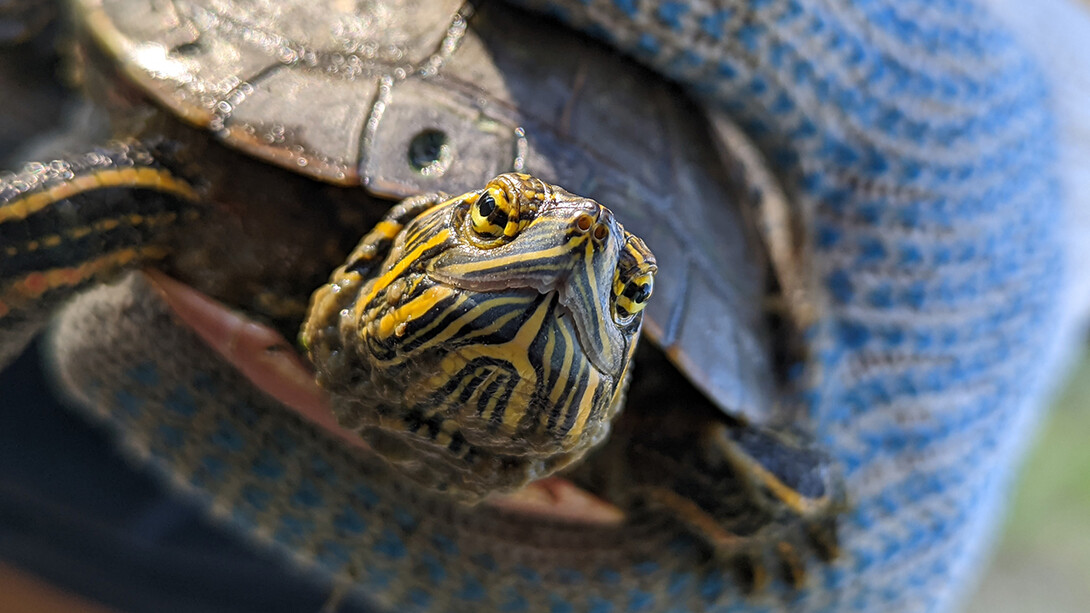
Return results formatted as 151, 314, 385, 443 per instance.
0, 167, 197, 224
0, 246, 169, 309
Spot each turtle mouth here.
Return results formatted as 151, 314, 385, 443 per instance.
145, 270, 623, 526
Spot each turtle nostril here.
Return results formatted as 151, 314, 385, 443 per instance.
592, 223, 609, 241
575, 213, 594, 232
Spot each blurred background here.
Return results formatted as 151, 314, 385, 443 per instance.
0, 1, 1087, 611
965, 353, 1090, 613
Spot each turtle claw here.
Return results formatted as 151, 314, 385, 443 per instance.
624, 474, 834, 594
628, 485, 772, 594
805, 515, 842, 562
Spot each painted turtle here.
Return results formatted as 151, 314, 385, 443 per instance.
0, 0, 841, 608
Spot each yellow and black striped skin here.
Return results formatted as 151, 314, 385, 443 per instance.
0, 142, 200, 365
303, 173, 657, 500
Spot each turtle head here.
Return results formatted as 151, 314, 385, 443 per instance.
426, 173, 656, 377
304, 173, 656, 499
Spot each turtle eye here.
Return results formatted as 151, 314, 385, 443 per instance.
613, 234, 656, 325
469, 187, 517, 242
614, 272, 654, 323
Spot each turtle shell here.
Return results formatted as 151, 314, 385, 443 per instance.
75, 0, 466, 184
76, 0, 797, 423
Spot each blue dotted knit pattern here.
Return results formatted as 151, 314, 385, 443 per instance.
506, 0, 1065, 610
45, 1, 1067, 612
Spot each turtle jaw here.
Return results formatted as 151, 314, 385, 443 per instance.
554, 297, 618, 379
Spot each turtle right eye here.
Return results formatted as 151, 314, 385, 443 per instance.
612, 233, 657, 325
614, 272, 654, 323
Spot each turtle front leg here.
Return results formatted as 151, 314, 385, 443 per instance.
301, 191, 449, 358
632, 419, 842, 589
573, 395, 844, 594
0, 140, 200, 367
